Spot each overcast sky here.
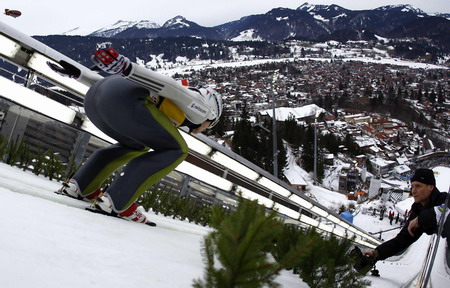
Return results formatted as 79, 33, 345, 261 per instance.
2, 1, 450, 36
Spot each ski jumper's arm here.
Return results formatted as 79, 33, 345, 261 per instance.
47, 58, 209, 126
77, 69, 103, 87
47, 60, 103, 87
125, 63, 210, 125
77, 70, 103, 87
87, 48, 212, 126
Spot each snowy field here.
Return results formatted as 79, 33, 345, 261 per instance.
0, 162, 449, 287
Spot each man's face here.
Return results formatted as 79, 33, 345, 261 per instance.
411, 181, 434, 206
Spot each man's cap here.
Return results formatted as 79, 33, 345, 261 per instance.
410, 168, 436, 186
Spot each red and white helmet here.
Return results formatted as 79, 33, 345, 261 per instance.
198, 85, 223, 128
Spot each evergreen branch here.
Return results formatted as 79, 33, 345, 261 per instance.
265, 237, 316, 281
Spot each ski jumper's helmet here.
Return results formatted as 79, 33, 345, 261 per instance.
199, 86, 223, 128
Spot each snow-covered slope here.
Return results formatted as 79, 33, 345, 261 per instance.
62, 20, 160, 36
0, 163, 302, 287
0, 162, 448, 287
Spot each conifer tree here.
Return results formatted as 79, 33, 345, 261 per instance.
295, 232, 371, 288
301, 125, 315, 172
210, 110, 227, 137
417, 89, 423, 103
429, 90, 436, 104
437, 87, 444, 104
193, 199, 284, 288
232, 102, 259, 163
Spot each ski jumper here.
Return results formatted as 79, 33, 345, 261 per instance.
72, 75, 190, 212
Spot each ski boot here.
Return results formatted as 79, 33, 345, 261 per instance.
87, 194, 156, 226
56, 179, 102, 202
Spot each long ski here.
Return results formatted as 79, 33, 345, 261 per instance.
85, 204, 157, 227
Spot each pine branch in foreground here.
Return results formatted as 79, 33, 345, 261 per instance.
193, 199, 283, 288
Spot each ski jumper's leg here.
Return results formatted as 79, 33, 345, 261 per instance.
76, 76, 188, 212
72, 144, 147, 196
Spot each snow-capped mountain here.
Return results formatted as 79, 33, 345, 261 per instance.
61, 20, 160, 37
219, 3, 446, 43
296, 2, 429, 35
374, 4, 425, 14
55, 3, 450, 51
162, 16, 191, 29
109, 15, 223, 40
89, 20, 160, 37
297, 2, 350, 17
433, 13, 450, 20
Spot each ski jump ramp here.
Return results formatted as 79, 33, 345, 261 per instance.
0, 20, 415, 250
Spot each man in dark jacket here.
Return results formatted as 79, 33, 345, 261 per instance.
364, 168, 449, 260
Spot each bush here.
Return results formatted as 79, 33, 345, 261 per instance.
137, 185, 226, 226
193, 198, 284, 288
0, 137, 66, 181
194, 199, 371, 288
273, 226, 371, 288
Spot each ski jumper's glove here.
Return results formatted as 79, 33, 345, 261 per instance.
47, 60, 81, 79
91, 48, 131, 75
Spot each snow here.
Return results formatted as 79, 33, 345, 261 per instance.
230, 29, 264, 42
163, 16, 190, 28
0, 163, 303, 287
259, 104, 326, 122
0, 160, 448, 287
152, 54, 447, 79
61, 19, 159, 36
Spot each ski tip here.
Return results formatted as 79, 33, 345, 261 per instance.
145, 221, 157, 227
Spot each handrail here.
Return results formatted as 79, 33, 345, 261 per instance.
415, 190, 449, 288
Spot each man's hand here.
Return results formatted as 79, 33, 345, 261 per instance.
47, 60, 81, 79
363, 250, 379, 258
91, 48, 130, 75
408, 217, 420, 237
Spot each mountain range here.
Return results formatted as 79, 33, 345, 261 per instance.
28, 2, 450, 67
61, 2, 450, 45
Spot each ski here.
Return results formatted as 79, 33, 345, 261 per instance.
53, 183, 157, 227
85, 204, 157, 227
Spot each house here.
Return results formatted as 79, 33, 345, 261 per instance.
338, 164, 358, 193
393, 165, 412, 181
259, 104, 325, 123
283, 168, 308, 191
369, 157, 396, 177
324, 153, 334, 165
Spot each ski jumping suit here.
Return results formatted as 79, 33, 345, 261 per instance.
72, 63, 211, 212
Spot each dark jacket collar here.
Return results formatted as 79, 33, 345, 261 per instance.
428, 187, 446, 208
411, 187, 445, 213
